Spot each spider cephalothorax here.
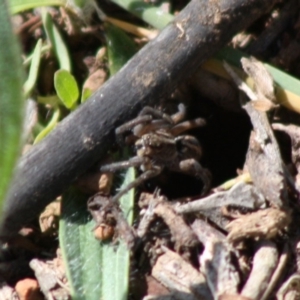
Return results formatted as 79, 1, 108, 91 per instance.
100, 104, 211, 202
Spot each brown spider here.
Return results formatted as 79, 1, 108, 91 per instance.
100, 104, 211, 202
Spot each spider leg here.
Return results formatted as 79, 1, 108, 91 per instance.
170, 118, 206, 136
116, 115, 153, 136
116, 107, 174, 143
100, 156, 145, 172
179, 159, 211, 195
112, 166, 162, 202
171, 103, 186, 124
139, 106, 174, 124
133, 120, 171, 137
175, 135, 202, 159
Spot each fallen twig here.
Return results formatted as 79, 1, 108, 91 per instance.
224, 58, 291, 208
261, 243, 289, 300
152, 247, 212, 300
138, 193, 198, 251
200, 240, 240, 298
241, 240, 278, 300
191, 219, 226, 245
175, 182, 265, 228
226, 207, 291, 243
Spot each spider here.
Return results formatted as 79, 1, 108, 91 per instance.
100, 104, 211, 202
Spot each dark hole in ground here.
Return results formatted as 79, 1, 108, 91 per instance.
143, 101, 252, 199
200, 108, 252, 186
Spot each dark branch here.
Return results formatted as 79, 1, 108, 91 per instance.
0, 0, 276, 236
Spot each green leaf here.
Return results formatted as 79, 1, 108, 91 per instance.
0, 0, 24, 204
33, 108, 60, 144
81, 87, 92, 103
54, 69, 79, 109
42, 10, 71, 72
105, 23, 137, 76
110, 0, 173, 30
23, 39, 42, 97
37, 95, 62, 107
9, 0, 67, 15
59, 168, 135, 300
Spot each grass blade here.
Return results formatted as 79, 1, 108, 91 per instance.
42, 10, 71, 72
9, 0, 67, 15
202, 47, 300, 114
105, 23, 137, 76
59, 168, 135, 300
110, 0, 173, 30
23, 39, 42, 97
0, 0, 24, 204
33, 108, 60, 144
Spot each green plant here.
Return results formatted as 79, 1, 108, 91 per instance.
0, 0, 24, 213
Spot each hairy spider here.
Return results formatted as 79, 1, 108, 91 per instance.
100, 104, 211, 202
